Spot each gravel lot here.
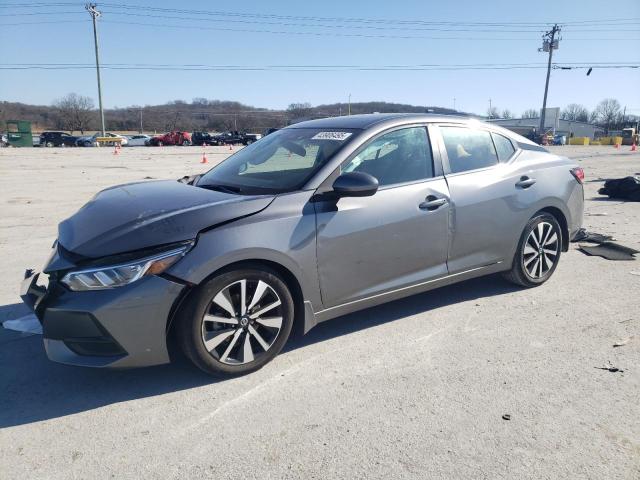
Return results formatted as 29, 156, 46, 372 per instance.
1, 145, 638, 479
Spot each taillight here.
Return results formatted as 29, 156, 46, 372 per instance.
570, 167, 585, 184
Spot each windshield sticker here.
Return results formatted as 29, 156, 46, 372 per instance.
311, 131, 352, 141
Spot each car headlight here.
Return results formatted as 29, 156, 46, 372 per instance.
61, 246, 189, 291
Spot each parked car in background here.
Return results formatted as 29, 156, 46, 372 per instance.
125, 134, 152, 147
245, 133, 262, 143
76, 132, 128, 147
212, 131, 260, 146
191, 131, 218, 146
149, 131, 192, 146
39, 131, 78, 147
20, 114, 584, 376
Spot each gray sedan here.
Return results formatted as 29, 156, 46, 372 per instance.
21, 114, 584, 376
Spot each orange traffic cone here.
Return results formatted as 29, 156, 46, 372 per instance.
632, 143, 637, 152
113, 144, 119, 155
200, 152, 208, 164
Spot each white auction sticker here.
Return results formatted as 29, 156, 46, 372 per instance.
311, 131, 352, 141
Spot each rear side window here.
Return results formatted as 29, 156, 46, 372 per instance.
343, 127, 433, 186
440, 127, 498, 173
492, 133, 516, 162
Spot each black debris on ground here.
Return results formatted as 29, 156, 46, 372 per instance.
572, 228, 614, 243
598, 176, 640, 202
578, 242, 638, 261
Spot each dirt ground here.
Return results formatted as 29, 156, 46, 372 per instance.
0, 145, 638, 479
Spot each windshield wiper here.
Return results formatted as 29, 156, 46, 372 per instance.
199, 183, 244, 194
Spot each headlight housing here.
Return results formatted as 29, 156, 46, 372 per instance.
61, 245, 189, 291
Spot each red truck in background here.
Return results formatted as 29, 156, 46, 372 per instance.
148, 131, 192, 146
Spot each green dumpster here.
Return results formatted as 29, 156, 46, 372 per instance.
6, 120, 33, 147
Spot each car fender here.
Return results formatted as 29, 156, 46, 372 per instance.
166, 191, 323, 326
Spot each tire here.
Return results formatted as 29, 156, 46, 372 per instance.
503, 212, 562, 287
182, 140, 191, 146
177, 267, 295, 376
45, 142, 54, 148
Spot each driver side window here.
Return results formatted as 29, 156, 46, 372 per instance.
342, 127, 433, 186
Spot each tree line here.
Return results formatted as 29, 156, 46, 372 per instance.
1, 94, 635, 135
487, 98, 636, 132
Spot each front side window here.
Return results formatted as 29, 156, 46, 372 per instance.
198, 128, 356, 194
493, 133, 516, 162
342, 127, 433, 186
440, 126, 498, 173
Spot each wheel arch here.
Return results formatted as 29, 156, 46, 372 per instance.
166, 258, 312, 355
537, 206, 569, 251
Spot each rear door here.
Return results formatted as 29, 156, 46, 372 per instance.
315, 125, 450, 308
434, 124, 525, 272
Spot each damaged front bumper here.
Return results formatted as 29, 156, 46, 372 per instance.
19, 269, 186, 368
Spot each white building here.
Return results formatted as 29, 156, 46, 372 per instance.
488, 113, 604, 139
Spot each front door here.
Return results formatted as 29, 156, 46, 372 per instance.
315, 126, 450, 308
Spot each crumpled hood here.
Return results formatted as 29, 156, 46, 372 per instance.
55, 180, 274, 259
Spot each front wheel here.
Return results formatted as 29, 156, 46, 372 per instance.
503, 213, 562, 287
177, 267, 295, 376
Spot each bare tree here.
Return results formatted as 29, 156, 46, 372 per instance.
561, 104, 589, 122
287, 102, 313, 121
501, 109, 513, 119
594, 98, 621, 132
486, 106, 499, 119
522, 108, 539, 119
52, 93, 95, 134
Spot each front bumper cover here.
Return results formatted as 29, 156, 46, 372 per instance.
20, 270, 186, 368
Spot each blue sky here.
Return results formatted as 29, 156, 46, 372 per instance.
1, 0, 639, 117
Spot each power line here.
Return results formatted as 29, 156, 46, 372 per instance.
1, 62, 637, 72
82, 9, 638, 33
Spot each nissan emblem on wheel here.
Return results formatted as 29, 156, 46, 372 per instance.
19, 114, 584, 376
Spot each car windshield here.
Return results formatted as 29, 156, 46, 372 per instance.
197, 127, 357, 194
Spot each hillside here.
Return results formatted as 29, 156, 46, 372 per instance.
0, 99, 469, 134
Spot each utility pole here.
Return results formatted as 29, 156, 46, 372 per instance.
453, 97, 456, 111
348, 93, 351, 116
488, 98, 492, 118
139, 108, 143, 133
86, 3, 105, 136
538, 24, 561, 136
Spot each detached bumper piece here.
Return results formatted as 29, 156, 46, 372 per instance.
21, 270, 186, 368
20, 269, 47, 313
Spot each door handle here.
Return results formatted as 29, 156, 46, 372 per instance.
516, 176, 536, 189
419, 196, 448, 211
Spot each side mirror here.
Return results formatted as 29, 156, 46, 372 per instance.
332, 171, 379, 197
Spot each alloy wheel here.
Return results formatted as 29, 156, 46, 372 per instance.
201, 279, 283, 365
522, 221, 559, 279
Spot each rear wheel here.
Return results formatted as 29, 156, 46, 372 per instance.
503, 213, 562, 287
177, 267, 294, 376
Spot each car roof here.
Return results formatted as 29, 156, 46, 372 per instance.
286, 113, 474, 130
286, 113, 543, 148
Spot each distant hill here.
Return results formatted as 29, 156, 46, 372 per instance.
0, 99, 471, 134
311, 101, 464, 117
